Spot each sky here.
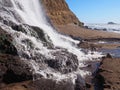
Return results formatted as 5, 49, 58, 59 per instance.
66, 0, 120, 23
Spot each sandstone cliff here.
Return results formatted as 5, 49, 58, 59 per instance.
41, 0, 83, 26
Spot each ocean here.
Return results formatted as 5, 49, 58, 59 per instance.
85, 23, 120, 33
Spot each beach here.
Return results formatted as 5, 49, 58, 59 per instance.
56, 24, 120, 90
0, 0, 120, 90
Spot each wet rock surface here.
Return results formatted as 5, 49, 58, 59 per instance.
0, 27, 84, 90
0, 79, 75, 90
0, 29, 18, 55
0, 54, 33, 85
92, 57, 120, 90
11, 24, 53, 48
0, 0, 120, 90
78, 38, 120, 52
0, 29, 33, 85
45, 50, 79, 74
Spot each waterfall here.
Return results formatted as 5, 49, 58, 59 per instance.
0, 0, 103, 83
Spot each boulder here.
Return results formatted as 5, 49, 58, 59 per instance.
45, 50, 79, 74
0, 54, 33, 85
0, 29, 18, 55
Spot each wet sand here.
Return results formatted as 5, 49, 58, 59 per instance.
56, 24, 120, 40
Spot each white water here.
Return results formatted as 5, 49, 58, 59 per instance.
86, 23, 120, 33
0, 0, 103, 83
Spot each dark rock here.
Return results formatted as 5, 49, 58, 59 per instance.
75, 75, 86, 90
106, 53, 112, 58
33, 79, 74, 90
0, 79, 75, 90
31, 26, 53, 47
108, 22, 116, 24
70, 35, 82, 41
93, 74, 105, 90
102, 28, 107, 31
0, 29, 18, 56
0, 18, 17, 27
11, 24, 27, 33
103, 84, 111, 88
0, 54, 33, 84
84, 26, 89, 29
2, 69, 32, 84
85, 83, 91, 88
11, 24, 53, 48
45, 50, 79, 74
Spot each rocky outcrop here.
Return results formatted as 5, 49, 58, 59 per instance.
45, 50, 78, 74
0, 79, 74, 90
108, 22, 116, 24
42, 0, 83, 26
0, 54, 33, 85
0, 28, 33, 87
0, 28, 17, 55
93, 57, 120, 90
0, 27, 87, 90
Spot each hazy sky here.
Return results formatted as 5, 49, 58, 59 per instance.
66, 0, 120, 23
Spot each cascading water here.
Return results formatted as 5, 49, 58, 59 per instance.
0, 0, 103, 83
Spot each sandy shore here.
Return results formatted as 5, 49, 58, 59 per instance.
56, 24, 120, 50
56, 24, 120, 40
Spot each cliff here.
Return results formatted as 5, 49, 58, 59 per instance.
41, 0, 83, 26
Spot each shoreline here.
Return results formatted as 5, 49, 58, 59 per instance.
57, 24, 120, 56
56, 24, 120, 40
56, 24, 120, 90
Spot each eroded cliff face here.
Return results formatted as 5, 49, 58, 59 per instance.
42, 0, 83, 26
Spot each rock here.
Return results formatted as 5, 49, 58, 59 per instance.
108, 22, 116, 24
84, 26, 89, 29
70, 35, 82, 41
42, 0, 83, 26
75, 75, 86, 90
0, 25, 33, 86
92, 58, 120, 90
32, 79, 74, 90
0, 29, 18, 55
45, 50, 79, 74
93, 74, 105, 90
104, 84, 111, 89
0, 54, 33, 85
0, 79, 75, 90
78, 41, 99, 51
11, 24, 53, 48
85, 83, 91, 88
106, 53, 112, 58
102, 28, 107, 31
